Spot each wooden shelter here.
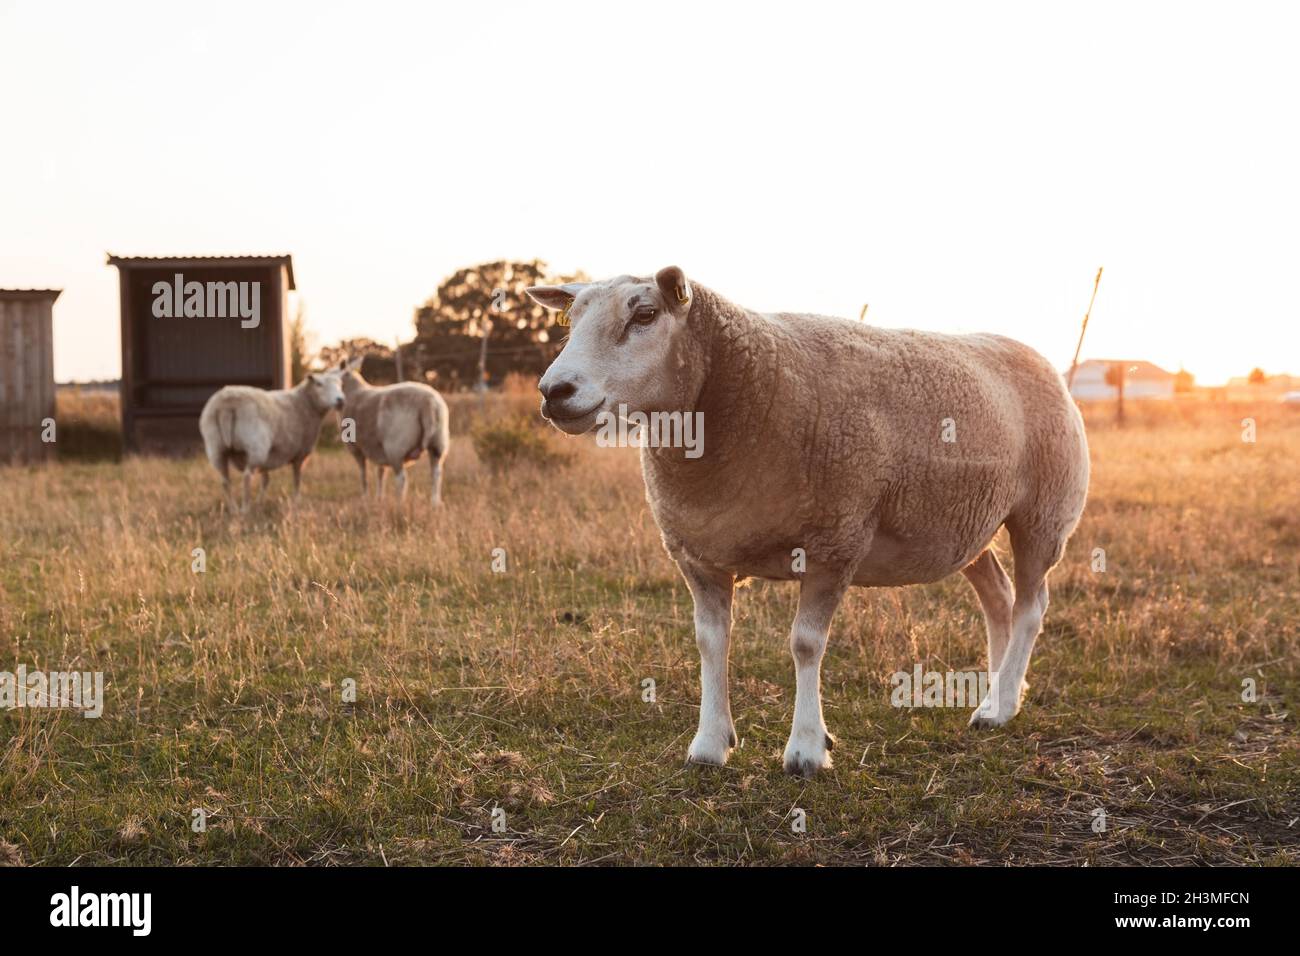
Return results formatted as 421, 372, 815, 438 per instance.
0, 289, 60, 465
108, 254, 295, 453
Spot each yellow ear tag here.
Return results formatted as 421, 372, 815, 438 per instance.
556, 307, 570, 327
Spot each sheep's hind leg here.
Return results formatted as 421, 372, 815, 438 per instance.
679, 558, 737, 767
961, 547, 1015, 675
428, 447, 444, 507
217, 454, 235, 512
783, 568, 850, 778
969, 523, 1063, 728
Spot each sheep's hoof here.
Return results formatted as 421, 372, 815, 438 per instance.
968, 681, 1028, 729
782, 731, 833, 778
686, 727, 735, 767
967, 699, 1018, 729
783, 751, 832, 779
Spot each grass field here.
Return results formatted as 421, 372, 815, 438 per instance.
1, 395, 1296, 865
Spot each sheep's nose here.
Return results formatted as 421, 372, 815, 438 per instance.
333, 398, 344, 410
540, 379, 577, 404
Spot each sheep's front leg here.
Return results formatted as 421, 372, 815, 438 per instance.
429, 451, 444, 507
356, 457, 368, 495
679, 559, 736, 767
784, 570, 850, 778
291, 460, 304, 497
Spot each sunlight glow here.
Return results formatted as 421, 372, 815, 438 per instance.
1, 0, 1296, 386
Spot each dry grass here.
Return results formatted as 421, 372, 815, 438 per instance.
0, 398, 1296, 865
53, 388, 123, 461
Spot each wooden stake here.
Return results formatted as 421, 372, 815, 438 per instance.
1066, 267, 1104, 392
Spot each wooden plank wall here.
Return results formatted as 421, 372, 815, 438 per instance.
0, 294, 57, 464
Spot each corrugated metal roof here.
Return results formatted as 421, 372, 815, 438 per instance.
106, 254, 295, 290
0, 289, 62, 300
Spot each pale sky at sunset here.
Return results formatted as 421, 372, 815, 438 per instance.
2, 0, 1297, 385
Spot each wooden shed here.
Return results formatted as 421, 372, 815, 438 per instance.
0, 289, 60, 465
108, 254, 295, 453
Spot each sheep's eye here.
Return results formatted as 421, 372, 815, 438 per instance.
630, 306, 658, 325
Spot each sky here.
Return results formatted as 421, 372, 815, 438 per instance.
1, 0, 1297, 385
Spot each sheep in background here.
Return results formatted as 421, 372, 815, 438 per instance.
199, 369, 347, 510
528, 266, 1090, 778
337, 357, 449, 505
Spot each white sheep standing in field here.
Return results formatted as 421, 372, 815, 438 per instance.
337, 357, 449, 505
198, 369, 347, 510
528, 267, 1090, 777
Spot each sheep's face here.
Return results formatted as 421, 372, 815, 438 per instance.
337, 356, 367, 399
304, 369, 347, 412
528, 266, 694, 435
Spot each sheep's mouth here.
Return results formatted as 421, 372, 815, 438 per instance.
542, 398, 604, 434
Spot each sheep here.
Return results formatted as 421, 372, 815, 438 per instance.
528, 266, 1090, 778
337, 357, 449, 505
198, 369, 347, 510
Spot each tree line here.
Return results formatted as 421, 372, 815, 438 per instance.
310, 259, 586, 389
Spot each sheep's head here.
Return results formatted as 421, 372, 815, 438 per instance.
302, 368, 347, 411
337, 356, 366, 397
528, 266, 694, 435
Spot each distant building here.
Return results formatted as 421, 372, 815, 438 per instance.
1068, 359, 1175, 401
0, 289, 60, 464
1223, 372, 1300, 402
108, 254, 295, 454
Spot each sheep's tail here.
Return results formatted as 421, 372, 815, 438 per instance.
218, 406, 236, 450
419, 401, 444, 459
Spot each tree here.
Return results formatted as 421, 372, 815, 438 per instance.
288, 301, 312, 384
1248, 367, 1267, 385
314, 338, 412, 385
1174, 368, 1195, 393
412, 260, 588, 390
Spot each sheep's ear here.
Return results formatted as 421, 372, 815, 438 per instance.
307, 373, 319, 383
346, 356, 364, 372
656, 266, 692, 309
525, 283, 586, 311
